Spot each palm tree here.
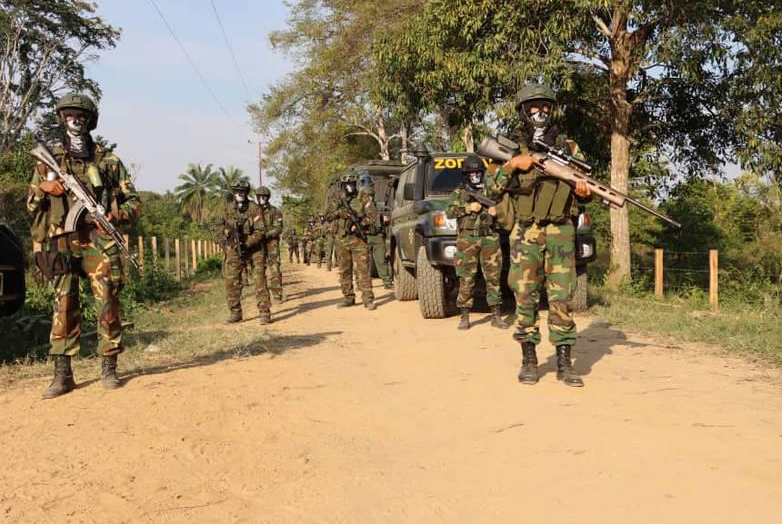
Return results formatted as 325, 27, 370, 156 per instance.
175, 163, 218, 224
215, 165, 251, 199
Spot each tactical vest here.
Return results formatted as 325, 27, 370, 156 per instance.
454, 186, 497, 237
31, 145, 120, 245
511, 135, 580, 224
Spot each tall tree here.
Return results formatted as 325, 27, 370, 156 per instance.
0, 0, 120, 155
174, 163, 218, 225
376, 0, 754, 288
215, 165, 250, 198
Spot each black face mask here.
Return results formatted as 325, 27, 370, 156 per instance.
64, 133, 94, 160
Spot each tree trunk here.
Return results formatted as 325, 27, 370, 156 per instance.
462, 124, 474, 153
399, 121, 409, 162
608, 126, 631, 288
606, 11, 634, 289
374, 109, 391, 160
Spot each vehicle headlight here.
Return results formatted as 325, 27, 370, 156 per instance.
444, 245, 458, 258
432, 211, 456, 231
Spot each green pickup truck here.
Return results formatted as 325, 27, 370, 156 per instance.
388, 149, 595, 319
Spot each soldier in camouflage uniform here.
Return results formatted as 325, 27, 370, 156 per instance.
302, 218, 315, 265
326, 172, 377, 310
285, 228, 300, 263
256, 186, 285, 302
324, 217, 336, 271
218, 180, 271, 325
486, 84, 592, 387
446, 155, 509, 331
27, 93, 140, 399
314, 214, 327, 268
358, 174, 393, 290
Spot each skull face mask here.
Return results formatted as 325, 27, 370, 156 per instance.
466, 171, 484, 189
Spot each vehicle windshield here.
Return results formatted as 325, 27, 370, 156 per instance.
426, 157, 466, 195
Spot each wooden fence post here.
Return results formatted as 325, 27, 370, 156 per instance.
655, 248, 664, 299
151, 236, 158, 269
710, 249, 719, 310
138, 236, 145, 273
164, 238, 170, 272
191, 239, 197, 270
175, 238, 181, 281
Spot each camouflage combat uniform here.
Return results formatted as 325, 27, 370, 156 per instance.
486, 136, 589, 347
218, 201, 269, 320
259, 203, 284, 299
446, 184, 504, 310
364, 188, 392, 288
27, 142, 140, 357
302, 222, 315, 265
286, 229, 300, 263
314, 219, 326, 268
324, 219, 336, 271
327, 191, 376, 306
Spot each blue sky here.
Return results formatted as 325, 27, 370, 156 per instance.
86, 0, 294, 192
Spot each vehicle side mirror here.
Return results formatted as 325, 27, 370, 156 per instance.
403, 183, 416, 201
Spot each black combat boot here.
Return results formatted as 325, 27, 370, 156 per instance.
517, 342, 538, 385
490, 306, 510, 329
225, 311, 242, 324
556, 345, 584, 387
337, 297, 355, 308
457, 308, 470, 330
42, 355, 76, 399
259, 312, 272, 325
101, 355, 121, 390
364, 301, 377, 311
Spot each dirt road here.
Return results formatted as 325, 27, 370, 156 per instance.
1, 264, 781, 523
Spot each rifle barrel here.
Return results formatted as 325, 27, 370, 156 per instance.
626, 197, 681, 229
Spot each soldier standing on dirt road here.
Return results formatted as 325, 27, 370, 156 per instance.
446, 154, 509, 332
285, 228, 300, 263
27, 93, 140, 399
315, 214, 327, 269
256, 185, 285, 302
218, 180, 271, 325
486, 83, 592, 387
358, 174, 393, 290
327, 173, 377, 310
302, 218, 315, 266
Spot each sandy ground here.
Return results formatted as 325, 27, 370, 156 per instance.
1, 263, 781, 524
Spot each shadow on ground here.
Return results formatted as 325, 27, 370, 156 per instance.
537, 321, 653, 380
106, 330, 342, 387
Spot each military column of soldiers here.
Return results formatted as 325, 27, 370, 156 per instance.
29, 83, 592, 399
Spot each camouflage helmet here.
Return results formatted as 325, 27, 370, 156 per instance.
56, 93, 99, 130
255, 185, 271, 197
515, 83, 556, 109
340, 171, 358, 183
462, 154, 485, 174
231, 179, 252, 193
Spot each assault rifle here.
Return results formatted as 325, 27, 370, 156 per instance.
476, 136, 681, 229
30, 141, 141, 270
340, 199, 368, 242
462, 187, 496, 208
227, 222, 248, 260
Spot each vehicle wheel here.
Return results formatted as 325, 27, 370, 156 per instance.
416, 246, 448, 319
572, 264, 588, 312
394, 249, 417, 301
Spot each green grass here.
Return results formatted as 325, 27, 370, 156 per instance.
589, 286, 782, 365
0, 266, 323, 391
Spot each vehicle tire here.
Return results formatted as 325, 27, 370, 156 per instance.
416, 246, 448, 319
394, 249, 417, 301
572, 264, 588, 312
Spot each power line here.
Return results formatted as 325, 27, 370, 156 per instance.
209, 0, 252, 100
147, 0, 232, 119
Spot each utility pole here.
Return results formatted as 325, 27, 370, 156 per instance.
258, 140, 263, 185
